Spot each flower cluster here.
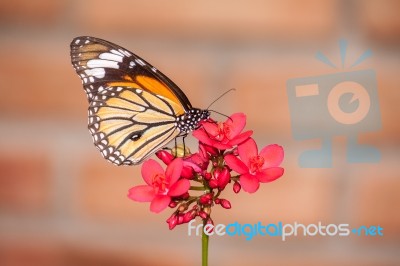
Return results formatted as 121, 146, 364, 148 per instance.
128, 113, 284, 229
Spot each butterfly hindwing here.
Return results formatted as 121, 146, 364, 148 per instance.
88, 85, 180, 165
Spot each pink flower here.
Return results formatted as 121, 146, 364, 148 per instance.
193, 113, 253, 150
224, 138, 284, 193
128, 158, 190, 213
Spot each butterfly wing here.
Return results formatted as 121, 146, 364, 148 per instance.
70, 36, 189, 165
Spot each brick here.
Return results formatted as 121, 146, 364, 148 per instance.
356, 0, 400, 43
0, 0, 66, 25
0, 151, 52, 213
348, 154, 400, 237
77, 156, 158, 221
0, 38, 87, 119
75, 0, 338, 40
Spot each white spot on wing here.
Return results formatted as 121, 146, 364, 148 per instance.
135, 59, 145, 66
110, 49, 123, 56
99, 52, 124, 62
75, 39, 81, 44
84, 68, 106, 78
87, 59, 119, 69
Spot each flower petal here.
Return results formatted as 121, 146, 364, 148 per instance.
257, 167, 284, 183
238, 138, 258, 166
202, 122, 219, 136
168, 179, 190, 196
150, 195, 171, 213
141, 159, 164, 186
192, 128, 214, 146
260, 144, 284, 168
240, 173, 260, 193
224, 154, 248, 174
213, 142, 233, 150
166, 158, 183, 185
225, 113, 246, 139
228, 130, 253, 146
128, 185, 155, 202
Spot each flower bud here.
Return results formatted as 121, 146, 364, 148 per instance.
167, 214, 178, 230
208, 179, 218, 189
214, 198, 221, 204
183, 210, 197, 223
233, 181, 241, 193
198, 211, 208, 219
181, 166, 194, 179
204, 172, 212, 180
156, 150, 174, 165
220, 199, 231, 209
177, 213, 184, 224
215, 167, 230, 190
169, 201, 178, 208
199, 193, 213, 205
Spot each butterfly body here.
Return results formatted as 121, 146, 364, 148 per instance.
70, 36, 209, 165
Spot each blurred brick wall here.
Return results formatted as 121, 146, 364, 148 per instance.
1, 0, 400, 265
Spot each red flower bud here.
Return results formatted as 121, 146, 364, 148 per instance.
233, 181, 241, 193
198, 211, 208, 219
156, 150, 174, 165
220, 199, 231, 209
199, 193, 213, 205
181, 166, 194, 179
214, 167, 230, 190
183, 210, 197, 223
204, 172, 212, 180
214, 198, 221, 204
208, 179, 218, 189
177, 213, 184, 224
169, 201, 178, 208
167, 214, 178, 230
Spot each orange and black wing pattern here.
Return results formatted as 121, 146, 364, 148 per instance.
70, 36, 191, 165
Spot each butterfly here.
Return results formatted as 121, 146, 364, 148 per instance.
70, 36, 210, 165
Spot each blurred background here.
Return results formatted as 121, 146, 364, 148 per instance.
1, 0, 399, 265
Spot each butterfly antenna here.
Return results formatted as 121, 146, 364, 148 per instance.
208, 109, 232, 121
206, 88, 236, 110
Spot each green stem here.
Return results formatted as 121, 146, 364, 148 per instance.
202, 219, 209, 266
190, 186, 206, 191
